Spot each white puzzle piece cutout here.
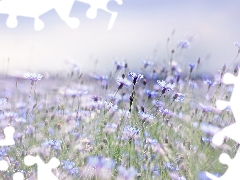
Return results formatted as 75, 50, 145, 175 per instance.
24, 155, 60, 180
76, 0, 123, 30
0, 0, 123, 30
0, 126, 25, 180
206, 72, 240, 179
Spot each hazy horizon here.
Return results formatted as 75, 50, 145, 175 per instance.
0, 0, 240, 75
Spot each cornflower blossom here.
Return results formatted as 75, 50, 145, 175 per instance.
157, 80, 175, 94
116, 76, 132, 89
203, 79, 217, 91
93, 75, 108, 86
201, 136, 212, 143
0, 98, 7, 106
117, 166, 137, 180
62, 160, 79, 177
128, 72, 143, 85
115, 61, 127, 70
24, 72, 43, 81
172, 93, 185, 102
234, 41, 240, 50
200, 122, 221, 136
42, 139, 62, 150
15, 117, 26, 123
159, 108, 171, 117
199, 103, 212, 113
64, 88, 88, 97
104, 123, 118, 134
164, 162, 179, 172
138, 111, 155, 123
143, 89, 158, 99
104, 101, 118, 112
122, 126, 140, 141
188, 63, 195, 73
0, 147, 9, 160
178, 40, 190, 49
84, 156, 115, 179
142, 60, 154, 68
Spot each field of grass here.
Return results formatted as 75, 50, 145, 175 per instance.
0, 41, 239, 180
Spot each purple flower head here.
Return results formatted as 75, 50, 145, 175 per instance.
24, 72, 43, 81
0, 98, 7, 106
203, 79, 217, 87
62, 160, 79, 177
116, 76, 132, 89
143, 89, 158, 99
42, 139, 62, 150
173, 93, 185, 102
128, 72, 143, 85
104, 101, 118, 112
164, 162, 179, 172
188, 63, 195, 73
142, 60, 154, 68
122, 126, 140, 140
117, 166, 137, 180
178, 40, 190, 49
234, 41, 240, 50
87, 156, 115, 170
159, 108, 171, 117
115, 61, 127, 70
93, 75, 108, 86
199, 103, 212, 113
157, 80, 175, 94
138, 111, 155, 122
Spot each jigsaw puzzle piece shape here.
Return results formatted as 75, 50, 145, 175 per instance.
76, 0, 122, 30
0, 160, 9, 171
212, 123, 240, 146
24, 155, 60, 180
0, 126, 15, 146
54, 0, 79, 29
13, 172, 24, 180
0, 0, 79, 30
206, 149, 240, 180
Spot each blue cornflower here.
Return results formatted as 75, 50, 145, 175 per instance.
172, 93, 185, 102
178, 40, 190, 49
159, 108, 171, 117
199, 103, 212, 113
203, 79, 217, 91
87, 156, 115, 170
115, 61, 127, 70
234, 41, 240, 50
164, 162, 179, 172
24, 72, 43, 81
188, 63, 195, 73
15, 117, 26, 123
128, 72, 143, 85
203, 79, 217, 87
62, 159, 79, 177
138, 111, 155, 123
157, 80, 175, 94
42, 139, 62, 150
0, 147, 9, 160
143, 89, 158, 99
0, 98, 7, 106
116, 76, 132, 89
122, 126, 140, 140
117, 166, 137, 180
142, 60, 154, 68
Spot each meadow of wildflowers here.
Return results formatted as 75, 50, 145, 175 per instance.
0, 40, 239, 180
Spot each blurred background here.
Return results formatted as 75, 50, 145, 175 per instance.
0, 0, 240, 75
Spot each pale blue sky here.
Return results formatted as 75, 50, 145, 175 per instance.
0, 0, 240, 75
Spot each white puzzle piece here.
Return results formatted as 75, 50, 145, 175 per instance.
0, 0, 123, 30
206, 72, 240, 179
24, 155, 60, 180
